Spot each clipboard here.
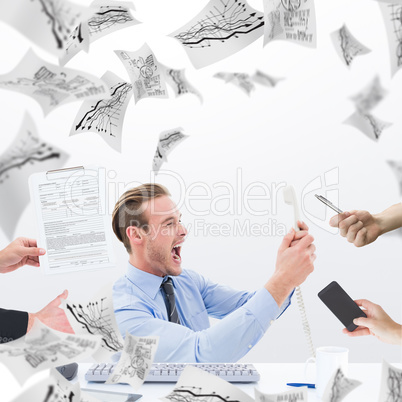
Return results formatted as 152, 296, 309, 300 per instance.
29, 165, 115, 275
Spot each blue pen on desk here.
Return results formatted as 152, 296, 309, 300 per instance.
287, 383, 316, 389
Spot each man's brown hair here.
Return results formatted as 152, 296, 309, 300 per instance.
112, 183, 170, 253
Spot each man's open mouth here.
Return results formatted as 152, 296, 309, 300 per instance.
171, 243, 182, 262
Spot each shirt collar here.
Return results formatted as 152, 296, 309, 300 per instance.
126, 262, 177, 300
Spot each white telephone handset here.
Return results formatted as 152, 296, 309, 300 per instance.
283, 185, 315, 359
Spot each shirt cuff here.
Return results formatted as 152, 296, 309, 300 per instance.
241, 288, 282, 333
276, 288, 294, 319
0, 310, 28, 343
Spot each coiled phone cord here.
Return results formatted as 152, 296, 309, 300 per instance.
296, 285, 316, 358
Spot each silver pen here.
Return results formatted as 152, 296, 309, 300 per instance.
315, 194, 343, 214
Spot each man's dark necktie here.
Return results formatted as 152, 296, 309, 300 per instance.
160, 277, 181, 324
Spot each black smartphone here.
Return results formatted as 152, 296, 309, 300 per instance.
318, 281, 367, 332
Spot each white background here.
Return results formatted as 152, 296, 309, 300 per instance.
0, 1, 401, 392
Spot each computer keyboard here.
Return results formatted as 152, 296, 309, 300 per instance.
85, 363, 260, 383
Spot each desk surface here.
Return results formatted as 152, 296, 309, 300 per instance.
76, 362, 398, 401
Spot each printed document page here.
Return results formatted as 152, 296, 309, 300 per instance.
29, 166, 115, 274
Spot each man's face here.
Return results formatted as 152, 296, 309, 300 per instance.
140, 195, 187, 277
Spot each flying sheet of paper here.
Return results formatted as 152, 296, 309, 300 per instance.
152, 128, 188, 173
331, 24, 371, 67
0, 49, 109, 115
161, 365, 254, 402
115, 43, 168, 104
29, 166, 116, 275
87, 1, 138, 40
0, 113, 68, 240
215, 72, 256, 95
62, 22, 91, 66
214, 72, 236, 83
12, 367, 100, 402
52, 367, 104, 402
62, 284, 124, 362
70, 71, 133, 153
0, 319, 101, 385
60, 1, 140, 65
106, 333, 159, 390
169, 0, 264, 69
350, 76, 387, 113
232, 74, 255, 95
255, 387, 308, 401
388, 160, 402, 195
263, 0, 317, 47
344, 111, 391, 141
0, 0, 90, 58
321, 367, 361, 402
49, 367, 82, 402
153, 150, 166, 173
379, 3, 402, 76
163, 66, 203, 103
252, 70, 284, 87
12, 371, 80, 402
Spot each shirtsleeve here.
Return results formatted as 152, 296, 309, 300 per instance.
115, 285, 292, 363
185, 269, 291, 320
0, 309, 28, 343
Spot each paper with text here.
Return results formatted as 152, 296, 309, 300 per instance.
331, 24, 371, 67
0, 320, 101, 385
62, 23, 91, 66
70, 71, 133, 153
0, 113, 68, 240
163, 66, 203, 103
350, 76, 387, 113
215, 72, 256, 95
106, 333, 159, 389
255, 387, 308, 401
29, 166, 116, 274
12, 367, 100, 402
344, 111, 392, 142
0, 0, 90, 58
379, 3, 402, 76
12, 373, 79, 402
62, 285, 124, 362
61, 1, 140, 65
169, 0, 264, 69
115, 43, 168, 103
161, 365, 254, 402
0, 49, 109, 115
152, 128, 188, 173
252, 70, 284, 87
322, 367, 361, 402
263, 0, 317, 47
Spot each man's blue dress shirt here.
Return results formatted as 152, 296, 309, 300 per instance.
113, 263, 292, 363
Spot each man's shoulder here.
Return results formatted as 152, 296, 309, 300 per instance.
112, 274, 129, 297
179, 268, 205, 281
177, 268, 209, 290
113, 274, 127, 288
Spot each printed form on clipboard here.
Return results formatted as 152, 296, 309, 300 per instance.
29, 166, 115, 274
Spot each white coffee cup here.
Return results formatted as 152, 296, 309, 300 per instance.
305, 346, 349, 397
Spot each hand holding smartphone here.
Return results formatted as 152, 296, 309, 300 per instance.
318, 281, 367, 332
